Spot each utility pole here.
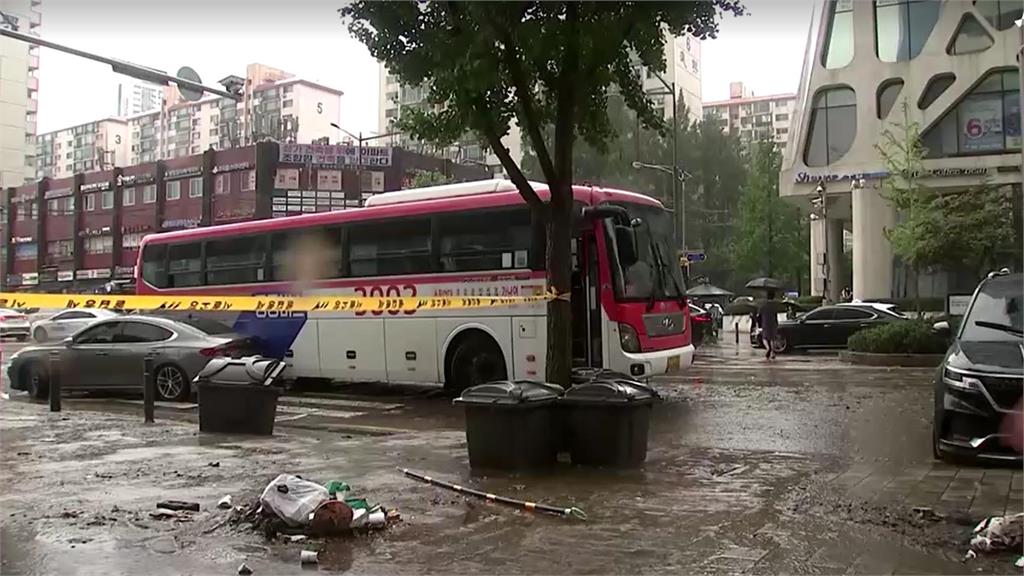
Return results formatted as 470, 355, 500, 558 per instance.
330, 124, 402, 196
650, 70, 681, 249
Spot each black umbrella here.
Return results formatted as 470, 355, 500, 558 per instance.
686, 283, 734, 297
723, 297, 758, 315
745, 277, 783, 290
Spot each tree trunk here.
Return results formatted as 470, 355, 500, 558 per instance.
545, 184, 573, 388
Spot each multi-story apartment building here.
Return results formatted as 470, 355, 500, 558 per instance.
704, 82, 797, 146
34, 118, 128, 180
116, 81, 162, 116
779, 0, 1022, 301
377, 31, 701, 173
0, 0, 41, 189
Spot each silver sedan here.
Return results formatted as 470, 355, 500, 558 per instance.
7, 315, 254, 402
30, 308, 120, 342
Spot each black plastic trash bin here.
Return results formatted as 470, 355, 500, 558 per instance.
196, 357, 285, 435
455, 380, 563, 470
570, 367, 632, 386
562, 379, 658, 467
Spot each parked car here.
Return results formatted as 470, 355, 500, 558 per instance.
0, 308, 30, 341
759, 304, 904, 353
7, 315, 255, 402
838, 301, 907, 318
30, 308, 120, 342
689, 302, 713, 347
932, 271, 1022, 463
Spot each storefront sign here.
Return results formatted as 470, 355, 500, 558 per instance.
22, 273, 38, 285
161, 218, 200, 229
279, 143, 393, 167
44, 187, 73, 199
120, 224, 153, 234
10, 194, 36, 204
317, 170, 343, 191
275, 168, 300, 189
57, 270, 74, 282
960, 95, 1004, 153
11, 236, 34, 244
117, 173, 155, 187
165, 166, 203, 179
212, 162, 252, 174
80, 181, 112, 193
216, 207, 255, 221
794, 166, 997, 184
75, 269, 112, 280
39, 268, 58, 283
79, 226, 111, 237
114, 265, 136, 278
5, 275, 22, 287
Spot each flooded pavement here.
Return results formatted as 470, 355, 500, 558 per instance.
1, 343, 1020, 574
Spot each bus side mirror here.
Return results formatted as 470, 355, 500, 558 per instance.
582, 204, 629, 223
614, 225, 638, 267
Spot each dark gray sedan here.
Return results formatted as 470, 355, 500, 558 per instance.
7, 315, 254, 401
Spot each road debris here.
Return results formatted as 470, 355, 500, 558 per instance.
399, 468, 587, 519
287, 535, 308, 543
207, 461, 220, 468
969, 513, 1023, 553
911, 506, 944, 522
300, 550, 318, 565
963, 550, 976, 562
260, 474, 329, 527
156, 500, 200, 512
237, 562, 253, 575
218, 495, 233, 509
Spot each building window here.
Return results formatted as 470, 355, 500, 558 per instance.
948, 13, 993, 55
142, 184, 157, 204
85, 193, 96, 211
14, 242, 37, 260
877, 79, 905, 119
47, 240, 74, 258
823, 0, 854, 69
123, 188, 136, 207
919, 73, 955, 109
774, 113, 789, 121
804, 86, 857, 167
30, 203, 37, 220
101, 190, 114, 210
875, 0, 940, 63
922, 69, 1021, 157
691, 58, 699, 73
241, 170, 255, 192
283, 99, 293, 108
166, 180, 181, 201
976, 0, 1023, 31
84, 235, 113, 255
15, 205, 26, 221
123, 232, 145, 249
188, 177, 203, 198
214, 174, 228, 195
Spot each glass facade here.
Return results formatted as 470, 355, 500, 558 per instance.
877, 80, 904, 119
823, 0, 855, 69
975, 0, 1024, 31
919, 73, 955, 109
875, 0, 941, 62
922, 69, 1021, 157
949, 14, 993, 55
804, 87, 857, 167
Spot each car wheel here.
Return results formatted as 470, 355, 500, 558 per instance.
773, 334, 788, 353
33, 327, 47, 342
24, 363, 49, 400
155, 364, 189, 402
445, 333, 507, 397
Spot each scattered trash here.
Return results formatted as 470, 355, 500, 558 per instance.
259, 474, 330, 528
368, 509, 386, 528
325, 481, 350, 497
237, 562, 253, 575
911, 506, 944, 522
288, 535, 308, 543
150, 508, 182, 520
309, 500, 354, 535
208, 461, 221, 468
16, 451, 29, 456
386, 509, 402, 523
156, 500, 200, 512
1015, 556, 1023, 568
970, 513, 1024, 553
398, 468, 587, 519
344, 497, 369, 510
218, 495, 233, 510
300, 550, 319, 565
963, 550, 976, 562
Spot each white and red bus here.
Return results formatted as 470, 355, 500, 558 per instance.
136, 180, 693, 393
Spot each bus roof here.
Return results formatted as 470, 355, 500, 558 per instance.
141, 179, 663, 245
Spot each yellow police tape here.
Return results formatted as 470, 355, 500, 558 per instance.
0, 291, 556, 313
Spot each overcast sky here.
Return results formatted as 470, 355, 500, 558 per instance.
35, 0, 815, 135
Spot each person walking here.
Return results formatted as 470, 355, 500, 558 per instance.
758, 290, 781, 360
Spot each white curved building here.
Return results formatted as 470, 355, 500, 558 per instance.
780, 0, 1022, 300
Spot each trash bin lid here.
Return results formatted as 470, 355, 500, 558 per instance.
455, 380, 564, 406
563, 379, 658, 405
570, 368, 631, 385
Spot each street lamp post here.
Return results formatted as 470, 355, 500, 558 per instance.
649, 71, 681, 249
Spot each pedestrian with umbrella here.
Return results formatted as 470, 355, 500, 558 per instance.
746, 278, 784, 360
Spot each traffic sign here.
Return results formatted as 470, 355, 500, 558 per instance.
685, 251, 706, 263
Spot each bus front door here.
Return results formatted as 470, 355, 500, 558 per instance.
570, 234, 603, 368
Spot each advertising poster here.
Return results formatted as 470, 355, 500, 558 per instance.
960, 94, 1003, 152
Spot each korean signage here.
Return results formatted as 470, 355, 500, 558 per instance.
161, 218, 200, 229
44, 188, 73, 200
80, 181, 112, 193
10, 194, 36, 204
75, 269, 112, 280
275, 168, 300, 189
317, 170, 343, 191
960, 95, 1004, 153
279, 143, 393, 167
117, 173, 155, 187
114, 265, 136, 278
57, 270, 74, 282
794, 167, 994, 183
213, 162, 252, 174
165, 166, 203, 180
22, 273, 38, 285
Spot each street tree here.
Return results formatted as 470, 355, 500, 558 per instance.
733, 138, 807, 290
341, 1, 744, 386
409, 169, 453, 188
876, 101, 1014, 298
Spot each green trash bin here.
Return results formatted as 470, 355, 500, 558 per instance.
454, 380, 563, 470
562, 379, 658, 467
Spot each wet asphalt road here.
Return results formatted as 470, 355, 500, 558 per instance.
0, 340, 1019, 575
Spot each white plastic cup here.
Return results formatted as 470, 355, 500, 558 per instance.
368, 510, 386, 528
300, 550, 319, 564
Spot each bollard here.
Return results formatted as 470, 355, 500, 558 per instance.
48, 350, 61, 412
143, 354, 155, 423
734, 322, 739, 345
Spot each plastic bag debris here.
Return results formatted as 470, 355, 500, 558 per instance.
970, 513, 1024, 553
218, 495, 233, 510
259, 474, 330, 527
1015, 556, 1023, 568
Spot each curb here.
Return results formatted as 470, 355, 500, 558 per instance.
839, 350, 945, 367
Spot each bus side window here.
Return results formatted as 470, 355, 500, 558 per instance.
141, 244, 168, 288
167, 243, 203, 288
349, 218, 432, 277
270, 228, 343, 282
206, 235, 266, 286
438, 208, 532, 272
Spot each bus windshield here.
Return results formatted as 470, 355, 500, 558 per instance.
607, 203, 685, 302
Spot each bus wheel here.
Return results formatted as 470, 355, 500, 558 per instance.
445, 332, 507, 397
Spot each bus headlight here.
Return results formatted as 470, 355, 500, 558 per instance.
619, 323, 640, 353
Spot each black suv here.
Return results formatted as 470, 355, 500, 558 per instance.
933, 271, 1022, 463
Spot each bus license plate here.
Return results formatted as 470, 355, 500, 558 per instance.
667, 355, 680, 372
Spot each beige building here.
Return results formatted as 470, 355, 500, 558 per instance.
704, 82, 797, 145
0, 0, 41, 188
779, 0, 1022, 301
34, 118, 128, 179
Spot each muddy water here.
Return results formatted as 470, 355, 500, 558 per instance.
0, 346, 996, 574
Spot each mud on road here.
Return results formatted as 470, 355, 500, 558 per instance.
0, 344, 1019, 574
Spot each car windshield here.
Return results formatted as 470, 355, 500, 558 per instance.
606, 202, 685, 301
960, 276, 1023, 343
